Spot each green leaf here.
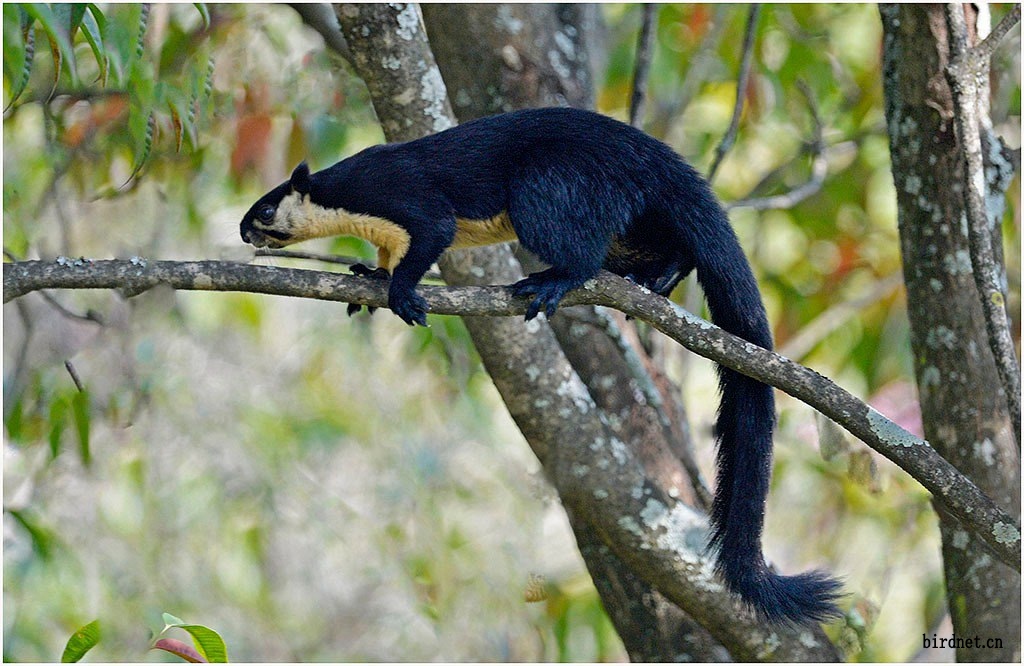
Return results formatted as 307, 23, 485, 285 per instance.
97, 3, 140, 86
8, 510, 55, 560
71, 390, 91, 467
48, 398, 67, 459
3, 5, 35, 110
5, 394, 25, 441
53, 4, 87, 41
177, 624, 228, 663
61, 620, 101, 663
162, 612, 186, 629
85, 3, 106, 33
193, 3, 210, 29
161, 615, 228, 663
22, 3, 78, 88
77, 8, 108, 85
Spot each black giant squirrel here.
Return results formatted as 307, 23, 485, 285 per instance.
240, 107, 842, 624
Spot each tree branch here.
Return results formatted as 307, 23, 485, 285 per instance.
726, 79, 828, 211
944, 3, 1022, 447
289, 3, 354, 66
628, 4, 657, 129
707, 4, 760, 183
973, 3, 1021, 63
5, 258, 1019, 572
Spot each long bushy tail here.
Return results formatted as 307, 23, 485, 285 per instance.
689, 201, 842, 625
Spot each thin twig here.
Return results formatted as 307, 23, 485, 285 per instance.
727, 79, 828, 211
64, 360, 85, 392
255, 248, 443, 281
255, 248, 365, 266
289, 3, 355, 66
778, 273, 903, 361
629, 4, 658, 129
37, 290, 104, 325
707, 4, 760, 183
945, 3, 1022, 446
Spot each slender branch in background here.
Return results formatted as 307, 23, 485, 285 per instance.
289, 3, 354, 66
727, 79, 828, 211
706, 4, 760, 183
64, 360, 85, 393
944, 3, 1022, 447
973, 3, 1021, 62
628, 4, 657, 129
778, 273, 904, 361
4, 257, 1020, 570
571, 306, 713, 511
37, 290, 104, 325
254, 247, 443, 281
255, 248, 366, 267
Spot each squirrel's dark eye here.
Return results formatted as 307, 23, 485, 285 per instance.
256, 204, 275, 223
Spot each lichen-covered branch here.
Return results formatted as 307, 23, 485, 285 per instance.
5, 257, 1019, 574
944, 3, 1022, 446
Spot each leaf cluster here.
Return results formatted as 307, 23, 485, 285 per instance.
3, 3, 215, 194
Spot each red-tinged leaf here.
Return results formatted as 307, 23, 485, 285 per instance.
46, 32, 62, 100
153, 638, 207, 663
230, 113, 272, 179
169, 102, 184, 152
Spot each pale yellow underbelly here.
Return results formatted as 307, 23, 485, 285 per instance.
451, 212, 518, 249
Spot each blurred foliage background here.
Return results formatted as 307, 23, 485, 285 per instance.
3, 4, 1020, 662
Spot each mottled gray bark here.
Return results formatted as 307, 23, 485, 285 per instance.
943, 3, 1021, 446
879, 4, 1020, 661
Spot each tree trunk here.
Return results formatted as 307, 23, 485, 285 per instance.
879, 5, 1020, 661
422, 5, 726, 660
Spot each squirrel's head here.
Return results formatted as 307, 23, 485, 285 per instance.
240, 162, 312, 248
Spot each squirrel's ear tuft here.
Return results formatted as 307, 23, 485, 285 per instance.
290, 162, 311, 195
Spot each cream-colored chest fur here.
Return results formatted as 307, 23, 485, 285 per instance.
270, 192, 520, 272
273, 192, 412, 271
